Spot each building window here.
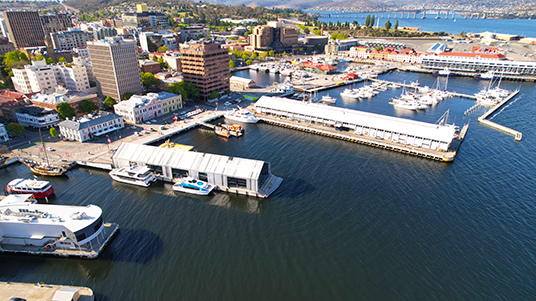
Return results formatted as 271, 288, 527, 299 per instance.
172, 168, 188, 178
227, 177, 247, 189
198, 172, 208, 182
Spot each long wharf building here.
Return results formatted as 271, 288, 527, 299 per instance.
3, 11, 45, 48
180, 40, 229, 100
87, 38, 143, 101
255, 96, 457, 152
421, 52, 536, 75
112, 143, 282, 198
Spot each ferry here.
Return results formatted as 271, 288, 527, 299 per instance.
173, 177, 214, 196
224, 108, 259, 123
109, 165, 157, 187
0, 194, 116, 258
6, 178, 54, 198
214, 124, 231, 138
222, 124, 244, 137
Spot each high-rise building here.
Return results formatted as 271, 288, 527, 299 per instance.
248, 21, 298, 53
87, 37, 143, 101
40, 14, 72, 35
180, 40, 229, 100
3, 11, 45, 48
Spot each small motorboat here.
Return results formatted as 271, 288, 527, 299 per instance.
173, 177, 214, 195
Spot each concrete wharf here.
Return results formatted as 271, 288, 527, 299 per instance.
0, 282, 93, 301
477, 90, 522, 141
257, 114, 466, 162
397, 65, 536, 82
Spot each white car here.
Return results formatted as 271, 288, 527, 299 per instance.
46, 147, 55, 151
151, 119, 157, 123
145, 121, 151, 124
224, 101, 232, 106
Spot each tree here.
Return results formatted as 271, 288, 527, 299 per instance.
260, 52, 267, 60
365, 15, 371, 27
395, 19, 399, 30
157, 45, 168, 53
385, 20, 392, 30
122, 92, 134, 100
268, 50, 275, 57
152, 55, 158, 62
229, 60, 235, 69
246, 60, 252, 65
371, 15, 375, 27
57, 103, 75, 120
167, 80, 199, 100
58, 57, 67, 63
4, 50, 29, 74
50, 127, 57, 138
251, 52, 258, 60
209, 91, 219, 99
6, 122, 24, 138
104, 96, 117, 109
142, 72, 159, 90
78, 99, 98, 114
304, 27, 310, 34
158, 57, 167, 69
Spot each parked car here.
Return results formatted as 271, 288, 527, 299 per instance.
151, 119, 157, 123
46, 147, 55, 151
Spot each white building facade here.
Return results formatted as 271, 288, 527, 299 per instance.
58, 112, 124, 142
15, 106, 60, 128
0, 123, 8, 142
113, 94, 163, 124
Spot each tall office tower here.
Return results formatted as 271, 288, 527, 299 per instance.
180, 40, 229, 100
3, 11, 45, 48
87, 37, 143, 101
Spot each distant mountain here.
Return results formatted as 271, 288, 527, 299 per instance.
202, 0, 332, 9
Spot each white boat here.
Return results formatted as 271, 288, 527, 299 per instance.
109, 166, 157, 187
269, 68, 279, 74
0, 194, 114, 257
173, 177, 214, 195
340, 88, 360, 99
6, 178, 54, 198
224, 108, 259, 123
394, 100, 422, 111
280, 70, 293, 76
320, 94, 337, 104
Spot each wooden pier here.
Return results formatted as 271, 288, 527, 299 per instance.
477, 90, 522, 141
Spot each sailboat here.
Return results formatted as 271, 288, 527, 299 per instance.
23, 128, 67, 176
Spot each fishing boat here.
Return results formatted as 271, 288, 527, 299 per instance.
109, 165, 157, 187
224, 108, 259, 123
173, 177, 214, 195
214, 125, 231, 138
320, 94, 337, 104
222, 124, 244, 137
6, 178, 54, 198
24, 128, 67, 177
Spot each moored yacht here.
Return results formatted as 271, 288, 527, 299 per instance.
224, 108, 259, 123
340, 88, 360, 99
173, 177, 214, 195
320, 94, 337, 104
6, 178, 54, 198
109, 166, 157, 187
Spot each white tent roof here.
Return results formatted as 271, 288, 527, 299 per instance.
52, 287, 80, 301
255, 96, 455, 143
112, 143, 266, 180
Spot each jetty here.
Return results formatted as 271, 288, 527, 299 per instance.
0, 282, 94, 301
477, 90, 522, 141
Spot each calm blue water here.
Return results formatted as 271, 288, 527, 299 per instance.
307, 10, 536, 37
1, 70, 536, 300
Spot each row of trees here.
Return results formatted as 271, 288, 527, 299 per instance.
56, 100, 99, 120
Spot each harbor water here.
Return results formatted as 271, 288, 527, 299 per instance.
309, 11, 536, 37
1, 71, 536, 300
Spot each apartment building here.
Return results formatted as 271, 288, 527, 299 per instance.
87, 37, 143, 101
180, 40, 229, 100
29, 86, 99, 116
51, 28, 87, 51
15, 106, 60, 128
40, 14, 72, 35
248, 21, 298, 53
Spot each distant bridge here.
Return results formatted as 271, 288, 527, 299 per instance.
313, 11, 489, 20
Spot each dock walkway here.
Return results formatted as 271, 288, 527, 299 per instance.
477, 90, 522, 141
0, 282, 93, 301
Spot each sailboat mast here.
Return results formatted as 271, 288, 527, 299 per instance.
39, 128, 50, 166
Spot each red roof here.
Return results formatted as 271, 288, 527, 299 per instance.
300, 61, 337, 71
438, 52, 506, 59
